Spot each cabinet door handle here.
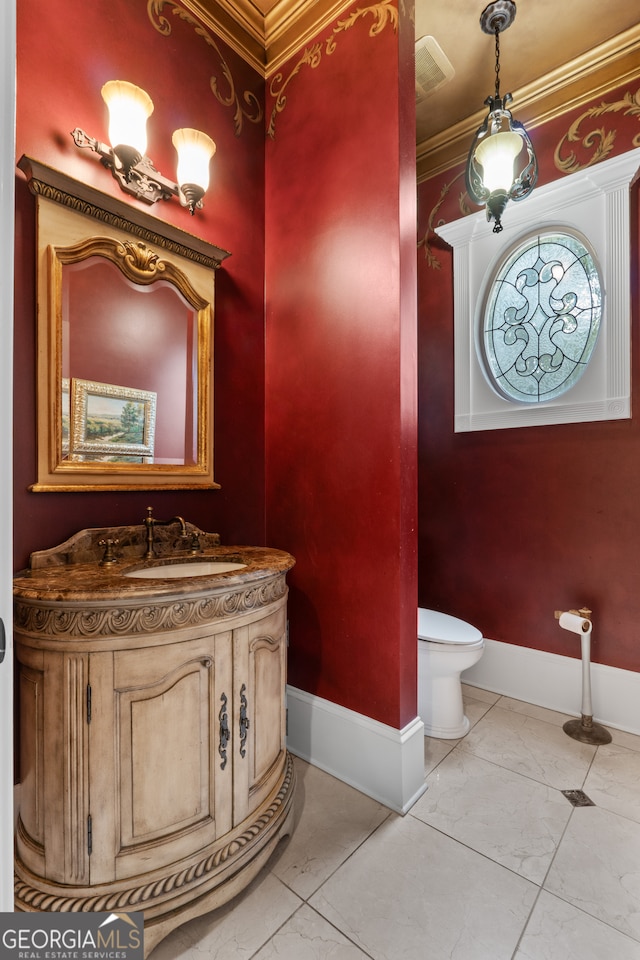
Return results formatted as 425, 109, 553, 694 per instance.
218, 692, 230, 769
239, 683, 250, 758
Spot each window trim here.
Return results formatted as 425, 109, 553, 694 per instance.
436, 148, 640, 432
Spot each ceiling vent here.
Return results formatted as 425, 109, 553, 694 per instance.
415, 35, 454, 103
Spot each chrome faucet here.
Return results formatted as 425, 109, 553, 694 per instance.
143, 506, 188, 559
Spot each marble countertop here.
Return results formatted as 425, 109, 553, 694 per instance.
13, 545, 296, 604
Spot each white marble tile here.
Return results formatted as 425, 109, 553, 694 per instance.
411, 751, 572, 884
497, 697, 573, 728
515, 890, 640, 959
309, 813, 537, 960
147, 872, 302, 960
544, 805, 640, 942
459, 705, 596, 789
269, 758, 389, 900
422, 692, 494, 760
421, 695, 490, 757
423, 734, 457, 776
583, 742, 640, 823
252, 904, 372, 959
461, 683, 500, 705
610, 727, 640, 755
463, 693, 495, 730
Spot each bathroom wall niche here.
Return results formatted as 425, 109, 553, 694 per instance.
19, 156, 230, 491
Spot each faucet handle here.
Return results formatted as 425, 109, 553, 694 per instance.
189, 531, 201, 554
98, 538, 119, 565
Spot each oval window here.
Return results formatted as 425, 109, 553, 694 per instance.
480, 231, 603, 403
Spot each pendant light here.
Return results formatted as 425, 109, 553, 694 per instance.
465, 1, 537, 233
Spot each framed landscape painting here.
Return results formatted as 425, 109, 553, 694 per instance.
69, 378, 157, 461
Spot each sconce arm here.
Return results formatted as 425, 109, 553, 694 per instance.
70, 127, 183, 207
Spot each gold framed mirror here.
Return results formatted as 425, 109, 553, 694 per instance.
19, 156, 230, 491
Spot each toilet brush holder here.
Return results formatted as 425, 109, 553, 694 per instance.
555, 608, 612, 746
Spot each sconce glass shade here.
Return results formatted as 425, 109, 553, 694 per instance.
172, 128, 216, 193
101, 81, 154, 157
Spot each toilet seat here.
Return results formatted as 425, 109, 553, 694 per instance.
417, 609, 482, 645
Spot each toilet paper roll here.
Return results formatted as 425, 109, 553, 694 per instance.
558, 611, 591, 634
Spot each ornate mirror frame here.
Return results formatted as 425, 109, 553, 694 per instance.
19, 156, 230, 491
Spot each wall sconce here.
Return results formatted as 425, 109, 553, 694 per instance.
71, 81, 216, 215
465, 1, 537, 233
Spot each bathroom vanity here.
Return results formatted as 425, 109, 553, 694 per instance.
13, 525, 296, 956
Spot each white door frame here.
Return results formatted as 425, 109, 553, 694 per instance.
0, 0, 16, 912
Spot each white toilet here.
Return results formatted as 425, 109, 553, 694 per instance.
417, 608, 485, 739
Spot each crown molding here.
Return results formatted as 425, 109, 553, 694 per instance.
180, 0, 267, 70
186, 0, 354, 75
166, 3, 640, 174
263, 0, 355, 76
417, 23, 640, 183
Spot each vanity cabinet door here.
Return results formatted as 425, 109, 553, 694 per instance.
88, 632, 232, 884
232, 605, 287, 826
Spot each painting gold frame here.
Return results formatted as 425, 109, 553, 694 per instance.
19, 156, 230, 491
69, 378, 157, 460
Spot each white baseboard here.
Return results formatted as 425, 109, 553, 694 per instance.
286, 644, 640, 812
286, 685, 427, 815
463, 638, 640, 736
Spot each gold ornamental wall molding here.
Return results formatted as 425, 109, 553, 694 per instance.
417, 171, 466, 272
417, 23, 640, 183
267, 0, 398, 139
553, 87, 640, 174
147, 0, 264, 136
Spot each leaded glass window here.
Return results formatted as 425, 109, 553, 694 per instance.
480, 231, 602, 403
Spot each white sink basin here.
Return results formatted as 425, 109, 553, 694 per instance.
125, 560, 247, 579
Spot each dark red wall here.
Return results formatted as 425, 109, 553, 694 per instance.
264, 0, 418, 728
15, 0, 418, 732
15, 0, 266, 570
417, 84, 640, 673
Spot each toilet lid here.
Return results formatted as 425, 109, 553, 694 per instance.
418, 608, 483, 645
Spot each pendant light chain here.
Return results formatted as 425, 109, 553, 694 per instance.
494, 25, 501, 100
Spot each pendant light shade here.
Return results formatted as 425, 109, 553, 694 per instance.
473, 129, 523, 193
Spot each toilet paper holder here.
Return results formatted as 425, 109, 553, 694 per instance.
553, 607, 592, 631
555, 606, 611, 745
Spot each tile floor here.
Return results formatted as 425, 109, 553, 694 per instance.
149, 685, 640, 960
